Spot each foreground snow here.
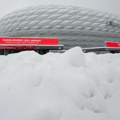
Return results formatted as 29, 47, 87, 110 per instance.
0, 47, 120, 120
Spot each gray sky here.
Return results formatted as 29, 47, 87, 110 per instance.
0, 0, 120, 18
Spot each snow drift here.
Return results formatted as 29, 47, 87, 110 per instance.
0, 47, 120, 120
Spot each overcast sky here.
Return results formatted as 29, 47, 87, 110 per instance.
0, 0, 120, 18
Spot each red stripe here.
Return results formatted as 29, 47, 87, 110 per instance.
0, 46, 35, 50
106, 41, 120, 47
0, 37, 58, 45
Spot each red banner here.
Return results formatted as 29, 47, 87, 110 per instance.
106, 41, 120, 47
0, 37, 58, 45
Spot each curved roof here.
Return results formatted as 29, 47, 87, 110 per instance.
0, 5, 120, 48
0, 5, 120, 34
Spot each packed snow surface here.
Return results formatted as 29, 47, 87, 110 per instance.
0, 47, 120, 120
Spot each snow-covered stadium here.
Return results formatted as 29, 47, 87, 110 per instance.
0, 5, 120, 120
0, 5, 120, 49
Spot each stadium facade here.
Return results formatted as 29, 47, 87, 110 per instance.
0, 5, 120, 49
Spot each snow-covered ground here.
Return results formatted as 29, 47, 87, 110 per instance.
0, 47, 120, 120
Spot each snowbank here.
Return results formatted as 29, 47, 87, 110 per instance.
0, 47, 120, 120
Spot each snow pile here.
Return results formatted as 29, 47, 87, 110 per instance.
0, 47, 120, 120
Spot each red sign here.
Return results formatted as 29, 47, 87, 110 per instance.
106, 41, 120, 47
0, 37, 58, 45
